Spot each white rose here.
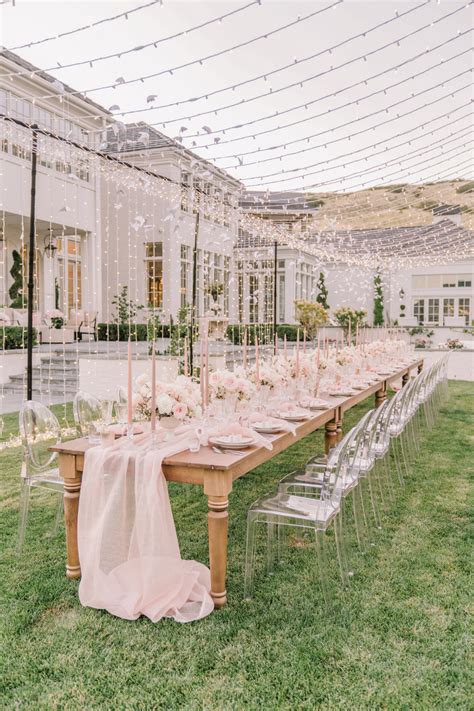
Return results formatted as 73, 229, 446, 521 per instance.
156, 393, 173, 416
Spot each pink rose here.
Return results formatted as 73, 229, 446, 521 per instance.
173, 403, 188, 420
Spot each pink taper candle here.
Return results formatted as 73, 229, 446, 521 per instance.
255, 335, 260, 385
317, 330, 320, 368
303, 328, 306, 353
243, 327, 248, 369
150, 342, 156, 432
296, 328, 300, 379
284, 333, 288, 360
348, 319, 351, 346
127, 338, 133, 426
204, 322, 209, 407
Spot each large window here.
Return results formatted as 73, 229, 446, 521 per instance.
413, 273, 473, 289
443, 298, 455, 320
223, 256, 230, 315
413, 299, 425, 324
263, 273, 274, 323
427, 298, 440, 324
181, 173, 191, 212
458, 298, 470, 325
57, 236, 82, 315
249, 274, 258, 323
180, 244, 190, 308
145, 242, 163, 308
278, 274, 285, 322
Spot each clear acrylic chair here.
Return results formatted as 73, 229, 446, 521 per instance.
244, 423, 361, 606
73, 391, 113, 439
17, 400, 63, 554
279, 410, 373, 560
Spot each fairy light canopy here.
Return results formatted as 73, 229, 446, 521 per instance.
1, 0, 473, 270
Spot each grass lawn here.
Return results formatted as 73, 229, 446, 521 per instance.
0, 382, 472, 709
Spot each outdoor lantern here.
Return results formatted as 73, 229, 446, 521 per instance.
43, 229, 58, 257
399, 288, 405, 299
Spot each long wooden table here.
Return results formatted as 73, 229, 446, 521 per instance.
51, 358, 423, 608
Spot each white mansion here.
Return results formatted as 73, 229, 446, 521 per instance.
0, 50, 472, 330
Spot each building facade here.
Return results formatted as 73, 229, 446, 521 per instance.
0, 52, 472, 333
0, 50, 107, 320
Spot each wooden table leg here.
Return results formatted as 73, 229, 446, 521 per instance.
325, 418, 338, 454
402, 372, 409, 387
207, 494, 229, 608
417, 362, 423, 373
375, 386, 387, 408
60, 453, 82, 580
336, 410, 343, 443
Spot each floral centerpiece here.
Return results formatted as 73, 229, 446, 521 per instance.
414, 337, 431, 350
443, 338, 464, 350
208, 368, 255, 401
134, 374, 202, 422
248, 359, 286, 389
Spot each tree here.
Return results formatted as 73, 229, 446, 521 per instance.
111, 285, 144, 325
316, 272, 329, 310
294, 300, 329, 339
9, 249, 24, 308
333, 307, 367, 336
373, 272, 384, 326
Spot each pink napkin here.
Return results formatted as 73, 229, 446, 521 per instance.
205, 422, 273, 450
247, 412, 297, 437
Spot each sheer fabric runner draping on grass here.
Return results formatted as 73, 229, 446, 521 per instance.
77, 434, 214, 623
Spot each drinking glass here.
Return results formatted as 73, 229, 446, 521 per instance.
188, 428, 202, 453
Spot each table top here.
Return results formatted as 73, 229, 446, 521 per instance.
51, 359, 422, 482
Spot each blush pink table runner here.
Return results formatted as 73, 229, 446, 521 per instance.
77, 434, 214, 623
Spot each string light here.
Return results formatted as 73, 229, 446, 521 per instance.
28, 4, 471, 128
241, 109, 472, 188
190, 43, 473, 151
71, 0, 434, 125
4, 0, 164, 51
16, 1, 343, 100
3, 1, 261, 71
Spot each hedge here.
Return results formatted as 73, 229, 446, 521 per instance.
226, 324, 274, 345
226, 324, 303, 345
97, 323, 192, 341
276, 324, 299, 341
0, 326, 38, 350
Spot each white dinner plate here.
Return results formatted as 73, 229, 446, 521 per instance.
277, 411, 310, 421
251, 422, 283, 434
209, 435, 255, 449
300, 398, 331, 410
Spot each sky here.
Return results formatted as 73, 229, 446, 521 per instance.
1, 0, 473, 193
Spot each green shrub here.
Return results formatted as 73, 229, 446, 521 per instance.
97, 323, 183, 341
97, 323, 148, 341
9, 250, 25, 308
0, 326, 37, 350
276, 324, 299, 341
226, 324, 273, 345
